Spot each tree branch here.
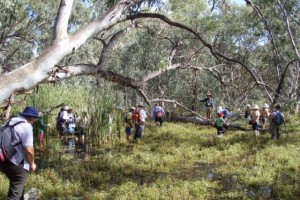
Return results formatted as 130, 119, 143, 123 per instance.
53, 0, 74, 43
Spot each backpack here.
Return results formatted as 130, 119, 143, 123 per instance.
154, 107, 163, 118
156, 111, 163, 117
273, 112, 284, 125
124, 112, 131, 123
132, 109, 141, 124
0, 120, 25, 162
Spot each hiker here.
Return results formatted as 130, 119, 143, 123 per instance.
222, 107, 232, 122
56, 107, 64, 138
215, 112, 227, 137
152, 103, 165, 127
260, 103, 270, 129
269, 105, 285, 140
124, 107, 135, 141
56, 106, 70, 137
0, 106, 39, 199
133, 102, 147, 140
36, 112, 46, 149
244, 104, 251, 125
250, 104, 260, 137
216, 106, 223, 115
66, 107, 76, 135
199, 91, 214, 120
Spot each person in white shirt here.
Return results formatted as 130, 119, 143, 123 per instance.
0, 106, 39, 199
133, 102, 147, 140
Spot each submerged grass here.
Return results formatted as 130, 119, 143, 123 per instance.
1, 120, 300, 199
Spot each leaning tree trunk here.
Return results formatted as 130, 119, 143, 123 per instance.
0, 0, 138, 105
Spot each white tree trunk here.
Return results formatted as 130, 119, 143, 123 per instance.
0, 0, 136, 105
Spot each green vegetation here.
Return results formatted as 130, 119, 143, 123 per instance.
1, 120, 299, 199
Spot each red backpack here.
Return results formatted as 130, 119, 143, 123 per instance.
132, 109, 141, 124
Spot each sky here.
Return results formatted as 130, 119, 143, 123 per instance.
231, 0, 244, 5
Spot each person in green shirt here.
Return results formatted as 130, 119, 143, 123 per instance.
216, 112, 227, 137
36, 111, 47, 149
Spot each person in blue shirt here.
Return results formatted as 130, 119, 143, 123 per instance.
151, 103, 165, 127
199, 92, 214, 120
222, 107, 232, 122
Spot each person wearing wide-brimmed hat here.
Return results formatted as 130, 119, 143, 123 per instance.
251, 104, 261, 136
0, 106, 39, 199
199, 91, 214, 120
133, 102, 147, 141
259, 103, 270, 129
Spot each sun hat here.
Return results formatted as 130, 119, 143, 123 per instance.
63, 106, 69, 111
19, 106, 39, 118
130, 107, 136, 110
206, 91, 212, 96
246, 104, 251, 108
137, 102, 144, 107
252, 104, 259, 110
263, 103, 269, 108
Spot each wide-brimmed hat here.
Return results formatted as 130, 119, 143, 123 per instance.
63, 106, 69, 111
130, 107, 136, 110
19, 106, 39, 118
263, 103, 269, 108
137, 102, 144, 107
252, 104, 259, 110
206, 91, 212, 96
246, 104, 251, 108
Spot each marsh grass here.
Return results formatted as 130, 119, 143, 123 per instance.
1, 85, 300, 199
1, 120, 298, 199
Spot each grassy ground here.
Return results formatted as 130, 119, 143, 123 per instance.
1, 121, 300, 199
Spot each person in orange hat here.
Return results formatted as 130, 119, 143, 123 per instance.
199, 91, 214, 120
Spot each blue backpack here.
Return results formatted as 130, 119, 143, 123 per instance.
273, 112, 284, 125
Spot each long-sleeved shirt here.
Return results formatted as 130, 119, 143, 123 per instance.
200, 97, 214, 108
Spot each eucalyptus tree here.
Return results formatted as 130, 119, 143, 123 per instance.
1, 0, 300, 117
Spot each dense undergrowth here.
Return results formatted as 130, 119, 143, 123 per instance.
1, 121, 299, 199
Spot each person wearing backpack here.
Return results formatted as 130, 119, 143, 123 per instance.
199, 91, 214, 120
251, 104, 261, 137
269, 105, 284, 140
259, 103, 270, 129
133, 102, 147, 141
0, 106, 39, 199
152, 103, 165, 127
124, 107, 135, 142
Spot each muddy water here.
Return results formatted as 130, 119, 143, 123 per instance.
37, 143, 276, 199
